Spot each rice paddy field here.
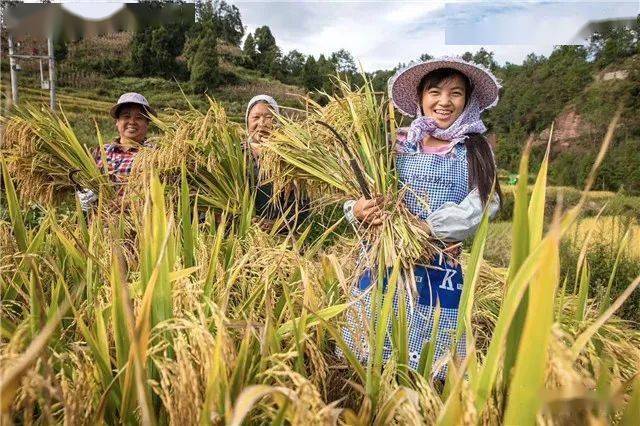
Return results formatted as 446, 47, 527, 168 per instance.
568, 216, 640, 260
1, 79, 639, 425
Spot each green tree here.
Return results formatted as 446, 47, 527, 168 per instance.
472, 47, 497, 70
131, 28, 154, 75
196, 0, 244, 46
53, 37, 68, 61
316, 54, 336, 92
242, 33, 258, 68
282, 49, 306, 83
302, 55, 322, 91
213, 0, 244, 46
189, 25, 220, 93
253, 25, 278, 74
371, 69, 395, 92
330, 49, 357, 74
131, 22, 189, 79
265, 45, 284, 79
461, 51, 473, 62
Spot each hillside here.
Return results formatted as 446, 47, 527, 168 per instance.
535, 54, 639, 149
1, 33, 307, 143
540, 55, 640, 193
487, 48, 640, 194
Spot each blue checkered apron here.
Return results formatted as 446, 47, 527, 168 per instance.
340, 144, 469, 380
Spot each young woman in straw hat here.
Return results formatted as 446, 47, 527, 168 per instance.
341, 57, 502, 381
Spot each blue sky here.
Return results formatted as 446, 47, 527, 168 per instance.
34, 1, 640, 70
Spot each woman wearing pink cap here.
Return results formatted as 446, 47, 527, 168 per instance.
341, 57, 503, 381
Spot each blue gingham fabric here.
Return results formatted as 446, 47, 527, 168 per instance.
339, 142, 470, 379
340, 259, 466, 380
396, 143, 469, 218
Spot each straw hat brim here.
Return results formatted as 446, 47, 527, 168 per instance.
388, 56, 501, 117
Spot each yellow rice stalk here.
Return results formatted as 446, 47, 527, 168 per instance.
0, 106, 113, 205
130, 99, 249, 215
468, 258, 640, 383
257, 360, 343, 424
2, 104, 639, 424
262, 76, 439, 289
569, 215, 640, 260
147, 319, 217, 425
0, 221, 17, 267
59, 348, 101, 425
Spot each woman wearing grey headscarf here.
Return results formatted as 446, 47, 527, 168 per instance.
245, 95, 309, 230
245, 95, 280, 158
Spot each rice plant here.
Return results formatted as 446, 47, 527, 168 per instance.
131, 98, 252, 217
0, 105, 114, 205
261, 76, 437, 289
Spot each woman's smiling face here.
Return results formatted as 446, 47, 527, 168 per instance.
247, 101, 274, 142
420, 74, 468, 129
115, 104, 149, 143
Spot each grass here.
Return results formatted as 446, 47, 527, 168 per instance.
495, 184, 640, 222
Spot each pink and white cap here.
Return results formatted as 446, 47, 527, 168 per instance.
109, 92, 157, 119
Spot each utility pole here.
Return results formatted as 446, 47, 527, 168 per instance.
47, 36, 56, 110
8, 33, 18, 106
39, 58, 44, 87
5, 34, 57, 110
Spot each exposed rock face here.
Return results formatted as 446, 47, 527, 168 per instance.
600, 70, 629, 81
535, 64, 634, 151
537, 107, 591, 150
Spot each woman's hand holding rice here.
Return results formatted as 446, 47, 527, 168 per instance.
353, 196, 385, 226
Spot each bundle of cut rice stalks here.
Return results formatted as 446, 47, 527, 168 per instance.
0, 105, 113, 205
131, 98, 251, 215
261, 76, 438, 279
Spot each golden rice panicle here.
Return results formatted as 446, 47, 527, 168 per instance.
263, 361, 340, 425
304, 339, 329, 392
0, 220, 18, 261
1, 114, 38, 155
151, 332, 205, 425
1, 115, 58, 204
2, 106, 113, 204
545, 327, 593, 390
59, 349, 100, 425
412, 373, 443, 422
9, 357, 57, 424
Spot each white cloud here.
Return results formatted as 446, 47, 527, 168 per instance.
385, 1, 444, 23
444, 1, 638, 45
60, 2, 125, 21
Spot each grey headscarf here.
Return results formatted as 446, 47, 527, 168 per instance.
245, 95, 280, 130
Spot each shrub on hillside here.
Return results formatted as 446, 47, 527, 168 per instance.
560, 234, 640, 325
188, 26, 221, 94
